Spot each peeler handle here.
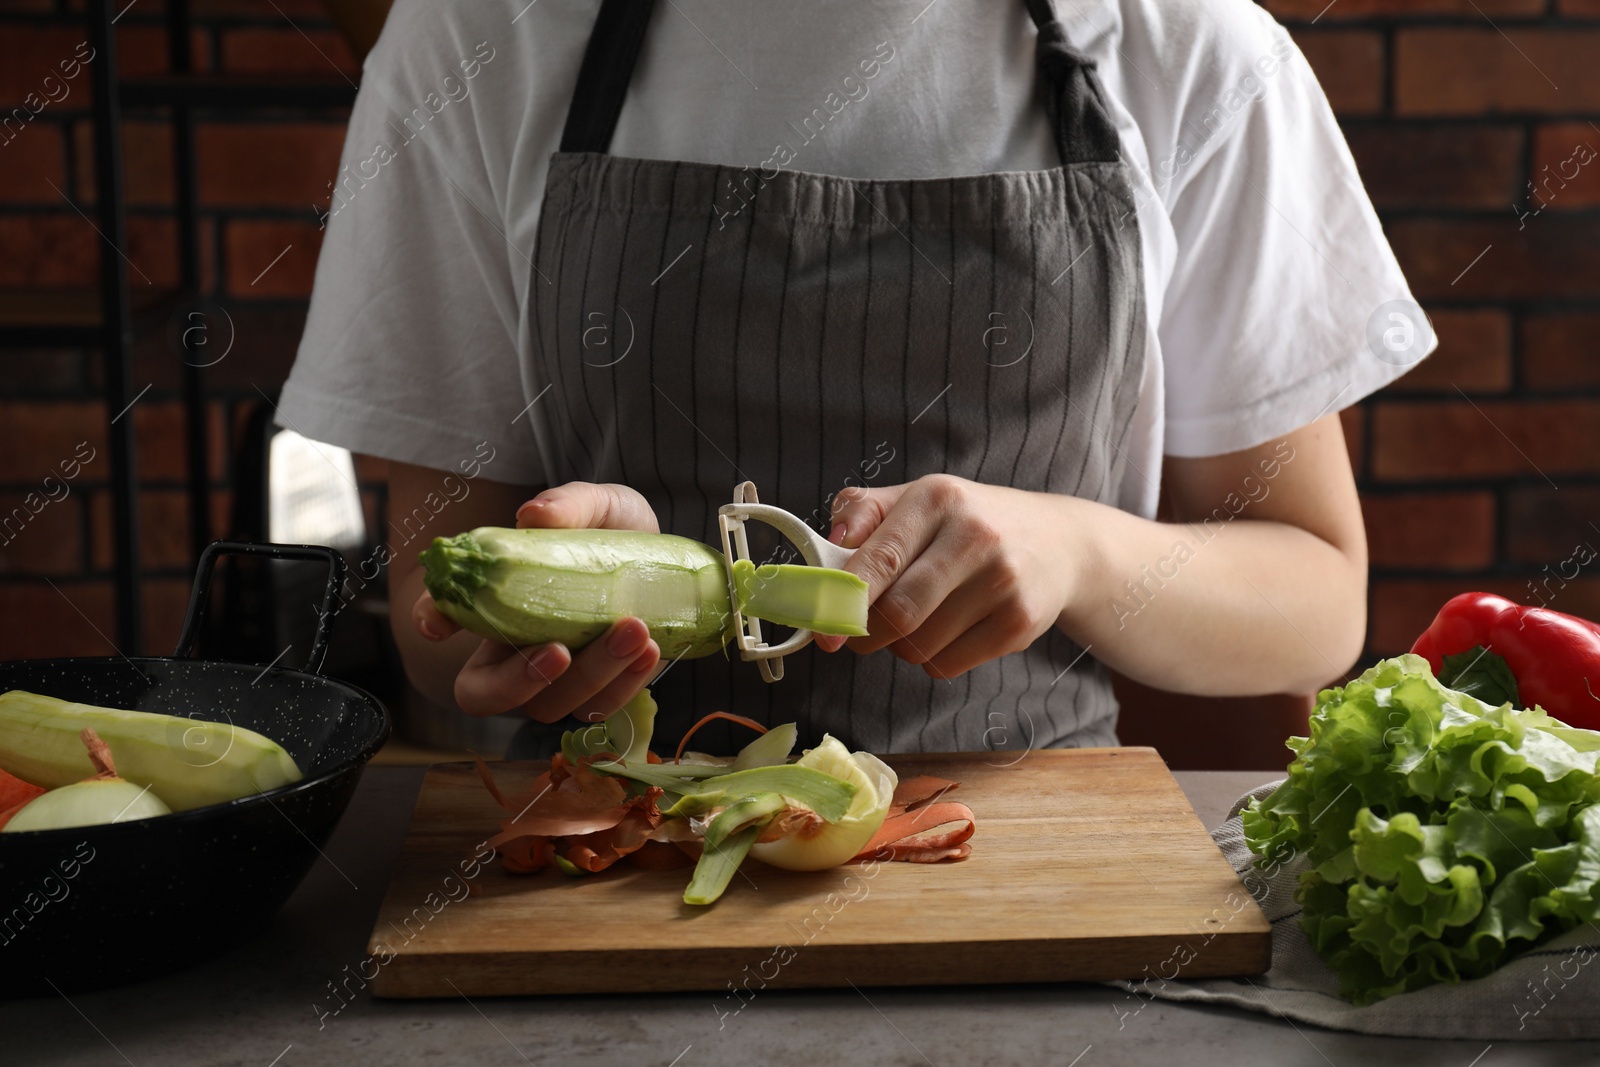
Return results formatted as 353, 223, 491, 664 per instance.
721, 503, 852, 571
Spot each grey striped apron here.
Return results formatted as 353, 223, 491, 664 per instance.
509, 0, 1146, 759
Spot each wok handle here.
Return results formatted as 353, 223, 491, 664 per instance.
174, 540, 349, 676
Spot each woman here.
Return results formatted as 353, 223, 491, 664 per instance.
281, 0, 1429, 757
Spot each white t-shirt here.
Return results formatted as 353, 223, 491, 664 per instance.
279, 0, 1430, 521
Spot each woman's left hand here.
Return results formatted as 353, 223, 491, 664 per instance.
815, 474, 1085, 678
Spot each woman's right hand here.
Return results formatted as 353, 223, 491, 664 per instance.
412, 481, 663, 723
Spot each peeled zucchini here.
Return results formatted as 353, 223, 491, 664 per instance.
423, 528, 735, 659
422, 527, 870, 656
0, 691, 302, 812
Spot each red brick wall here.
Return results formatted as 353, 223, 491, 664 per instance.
1272, 0, 1600, 662
0, 0, 1596, 668
0, 0, 360, 657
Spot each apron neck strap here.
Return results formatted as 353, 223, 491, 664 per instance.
560, 0, 659, 154
1026, 0, 1122, 164
559, 0, 1120, 166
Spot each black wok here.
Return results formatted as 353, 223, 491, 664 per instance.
0, 542, 390, 998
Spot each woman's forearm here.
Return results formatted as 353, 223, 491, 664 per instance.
819, 416, 1366, 692
1060, 498, 1366, 696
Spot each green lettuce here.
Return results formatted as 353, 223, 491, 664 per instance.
1242, 654, 1600, 1004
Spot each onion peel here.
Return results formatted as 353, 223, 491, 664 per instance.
475, 752, 667, 874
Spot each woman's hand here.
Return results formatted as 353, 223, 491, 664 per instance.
813, 416, 1369, 697
815, 474, 1085, 679
412, 482, 663, 723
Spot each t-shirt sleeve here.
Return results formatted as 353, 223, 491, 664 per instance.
1154, 2, 1434, 458
276, 30, 543, 486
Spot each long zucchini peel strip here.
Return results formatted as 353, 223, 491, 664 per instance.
684, 824, 760, 906
601, 762, 857, 823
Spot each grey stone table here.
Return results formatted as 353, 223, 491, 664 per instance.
5, 768, 1589, 1066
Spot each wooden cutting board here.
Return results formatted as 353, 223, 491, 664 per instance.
368, 748, 1271, 997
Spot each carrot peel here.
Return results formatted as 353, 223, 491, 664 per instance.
850, 776, 976, 864
674, 711, 767, 764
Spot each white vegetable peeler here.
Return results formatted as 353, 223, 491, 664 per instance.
717, 481, 852, 683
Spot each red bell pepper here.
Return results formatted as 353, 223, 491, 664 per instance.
1410, 592, 1600, 730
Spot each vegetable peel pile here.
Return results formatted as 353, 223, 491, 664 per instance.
1243, 654, 1600, 1005
474, 688, 976, 904
477, 752, 671, 875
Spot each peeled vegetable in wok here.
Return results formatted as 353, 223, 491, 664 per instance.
0, 690, 301, 812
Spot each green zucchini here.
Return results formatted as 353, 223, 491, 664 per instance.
422, 527, 870, 655
683, 825, 760, 906
423, 528, 734, 659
